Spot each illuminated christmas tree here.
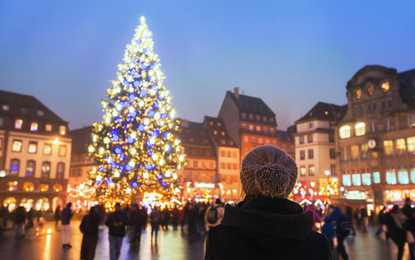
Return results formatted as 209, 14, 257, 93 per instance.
88, 17, 184, 202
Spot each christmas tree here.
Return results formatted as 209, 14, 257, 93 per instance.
88, 17, 184, 202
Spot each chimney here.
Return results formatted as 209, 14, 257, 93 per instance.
234, 87, 239, 99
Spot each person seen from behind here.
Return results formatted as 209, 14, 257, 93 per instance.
205, 145, 332, 260
150, 206, 161, 240
386, 205, 409, 260
80, 206, 100, 260
54, 205, 61, 228
205, 199, 224, 230
61, 202, 74, 248
106, 203, 130, 260
14, 206, 26, 238
321, 221, 335, 251
306, 204, 321, 231
402, 198, 415, 260
376, 206, 387, 237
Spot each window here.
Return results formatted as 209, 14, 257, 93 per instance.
329, 134, 335, 143
233, 163, 237, 170
37, 110, 44, 116
258, 138, 264, 145
248, 125, 254, 131
351, 145, 359, 160
398, 166, 409, 184
409, 115, 415, 128
26, 160, 35, 177
300, 166, 306, 176
386, 168, 397, 184
23, 182, 34, 191
2, 104, 10, 111
342, 175, 351, 186
269, 127, 275, 134
355, 89, 362, 99
241, 113, 246, 119
309, 122, 314, 128
56, 162, 65, 179
367, 103, 372, 113
330, 164, 336, 175
29, 122, 39, 132
8, 181, 18, 191
384, 140, 394, 155
373, 171, 381, 184
355, 122, 365, 136
28, 142, 37, 154
255, 115, 261, 121
0, 138, 2, 150
368, 121, 377, 133
361, 144, 368, 159
341, 147, 349, 160
221, 131, 225, 136
220, 162, 225, 169
59, 125, 66, 135
396, 139, 406, 155
372, 103, 377, 111
309, 165, 315, 176
299, 136, 304, 144
367, 85, 374, 96
408, 137, 415, 154
381, 82, 390, 92
362, 173, 371, 186
44, 144, 52, 155
381, 101, 386, 110
255, 126, 261, 132
308, 149, 314, 159
330, 148, 336, 159
45, 124, 52, 132
251, 138, 257, 147
227, 151, 231, 157
54, 184, 63, 192
220, 151, 225, 157
243, 136, 249, 142
15, 119, 23, 129
193, 161, 198, 168
0, 117, 3, 128
227, 163, 232, 169
262, 116, 267, 122
339, 126, 351, 139
411, 165, 415, 184
41, 162, 51, 178
233, 151, 237, 158
39, 184, 49, 192
384, 118, 395, 131
10, 159, 20, 175
12, 140, 22, 152
352, 174, 361, 186
300, 150, 305, 160
205, 149, 211, 156
308, 134, 313, 143
249, 114, 254, 120
269, 117, 275, 123
388, 100, 393, 109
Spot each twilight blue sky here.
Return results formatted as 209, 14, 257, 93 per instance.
1, 1, 414, 130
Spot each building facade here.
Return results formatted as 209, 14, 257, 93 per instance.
277, 127, 295, 159
218, 87, 279, 161
0, 90, 71, 212
293, 102, 344, 199
335, 65, 415, 209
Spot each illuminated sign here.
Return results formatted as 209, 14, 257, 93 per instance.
195, 182, 215, 188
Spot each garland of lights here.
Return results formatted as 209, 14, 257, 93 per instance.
88, 17, 184, 202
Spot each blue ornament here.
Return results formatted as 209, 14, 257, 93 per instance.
143, 48, 148, 54
148, 150, 153, 156
150, 84, 157, 89
99, 167, 105, 172
140, 63, 147, 70
151, 131, 158, 137
120, 154, 126, 161
131, 182, 138, 188
148, 110, 155, 117
149, 64, 155, 70
127, 136, 134, 144
125, 101, 130, 108
153, 101, 159, 108
161, 181, 167, 187
145, 163, 152, 170
111, 129, 118, 135
131, 69, 139, 77
117, 118, 123, 124
114, 147, 122, 154
138, 124, 145, 132
126, 165, 132, 171
123, 80, 129, 88
147, 141, 153, 148
130, 59, 137, 64
111, 162, 118, 168
157, 174, 163, 180
119, 165, 125, 172
106, 178, 112, 184
160, 113, 167, 119
150, 76, 156, 81
127, 117, 133, 122
165, 145, 171, 152
133, 80, 140, 87
140, 89, 147, 97
163, 132, 168, 138
158, 95, 164, 101
130, 110, 137, 117
136, 39, 142, 45
112, 135, 119, 142
129, 94, 135, 101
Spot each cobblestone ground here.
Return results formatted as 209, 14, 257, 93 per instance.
0, 221, 412, 260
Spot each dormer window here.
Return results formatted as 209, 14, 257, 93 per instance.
2, 105, 9, 111
20, 107, 28, 114
59, 125, 66, 135
381, 81, 390, 93
15, 119, 23, 129
221, 131, 225, 136
213, 130, 217, 135
367, 85, 374, 96
355, 89, 362, 100
30, 122, 38, 132
37, 110, 44, 116
45, 124, 52, 132
217, 122, 221, 127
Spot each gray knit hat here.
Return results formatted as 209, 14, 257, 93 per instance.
240, 145, 297, 198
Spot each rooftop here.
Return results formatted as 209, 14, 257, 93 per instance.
203, 116, 238, 148
296, 102, 345, 123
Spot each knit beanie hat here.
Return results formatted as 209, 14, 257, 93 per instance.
240, 145, 297, 198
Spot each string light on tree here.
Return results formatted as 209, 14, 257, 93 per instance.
88, 16, 184, 202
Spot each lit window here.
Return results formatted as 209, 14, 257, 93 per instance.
351, 145, 359, 159
26, 160, 35, 177
59, 125, 66, 135
8, 181, 18, 191
355, 122, 365, 136
23, 182, 34, 191
342, 175, 351, 186
2, 104, 10, 111
381, 82, 390, 92
56, 162, 65, 179
12, 140, 22, 152
361, 144, 368, 159
221, 131, 225, 136
398, 166, 409, 184
241, 113, 246, 119
220, 162, 225, 169
309, 165, 315, 176
30, 122, 38, 131
45, 124, 52, 132
44, 144, 52, 155
249, 114, 254, 120
53, 184, 63, 192
41, 162, 51, 178
384, 118, 395, 131
255, 126, 261, 132
0, 138, 2, 150
15, 119, 23, 129
255, 115, 261, 121
300, 166, 306, 176
39, 184, 49, 192
341, 147, 349, 160
262, 116, 267, 122
408, 137, 415, 154
386, 168, 397, 184
411, 165, 415, 183
367, 85, 374, 96
355, 89, 362, 99
213, 130, 217, 135
220, 151, 225, 157
243, 136, 248, 142
384, 140, 394, 155
10, 159, 20, 175
28, 142, 37, 154
352, 174, 361, 186
396, 139, 406, 155
0, 117, 3, 128
373, 172, 381, 184
362, 173, 371, 186
339, 125, 351, 139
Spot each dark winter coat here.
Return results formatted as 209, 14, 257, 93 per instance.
14, 207, 26, 224
205, 197, 332, 260
324, 207, 350, 239
105, 210, 129, 237
385, 212, 407, 246
80, 213, 100, 236
130, 209, 144, 227
402, 205, 415, 233
61, 206, 73, 225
